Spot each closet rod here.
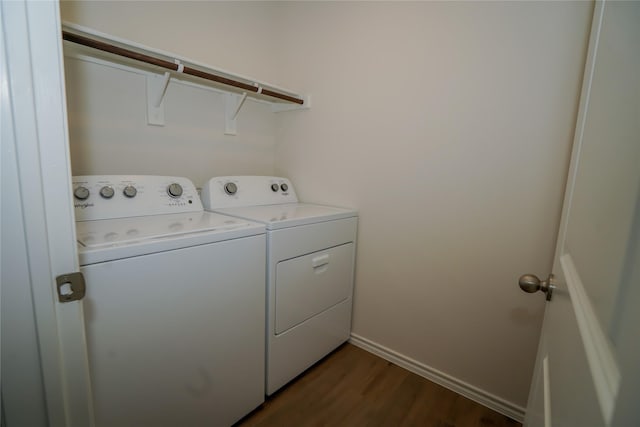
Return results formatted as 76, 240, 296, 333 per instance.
62, 31, 304, 105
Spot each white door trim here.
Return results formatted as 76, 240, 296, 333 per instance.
560, 254, 620, 424
552, 0, 604, 258
549, 1, 619, 423
525, 1, 631, 426
1, 1, 94, 426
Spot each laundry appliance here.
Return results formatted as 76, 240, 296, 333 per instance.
73, 175, 266, 427
201, 176, 357, 395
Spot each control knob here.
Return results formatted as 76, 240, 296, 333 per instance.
99, 186, 115, 199
271, 183, 279, 192
224, 182, 238, 195
280, 183, 289, 192
123, 185, 137, 198
74, 186, 90, 200
167, 183, 183, 198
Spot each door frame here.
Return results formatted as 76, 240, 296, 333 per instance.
524, 1, 625, 425
1, 1, 93, 425
550, 1, 620, 423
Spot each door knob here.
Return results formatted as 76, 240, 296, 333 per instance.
518, 273, 554, 301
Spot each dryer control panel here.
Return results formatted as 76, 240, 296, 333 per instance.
73, 175, 203, 221
202, 176, 298, 209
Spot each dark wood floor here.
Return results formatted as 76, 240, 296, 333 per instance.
235, 343, 521, 427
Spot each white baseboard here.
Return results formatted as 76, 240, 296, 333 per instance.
349, 333, 525, 423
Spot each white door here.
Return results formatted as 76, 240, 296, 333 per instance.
523, 1, 640, 426
1, 1, 93, 426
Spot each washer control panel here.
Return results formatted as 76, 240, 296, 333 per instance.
202, 176, 298, 209
73, 175, 203, 221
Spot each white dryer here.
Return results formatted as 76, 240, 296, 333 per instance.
73, 175, 266, 427
202, 176, 358, 395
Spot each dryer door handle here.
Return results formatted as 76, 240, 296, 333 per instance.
311, 254, 330, 269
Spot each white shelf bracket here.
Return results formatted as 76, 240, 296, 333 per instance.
146, 71, 171, 126
155, 71, 171, 107
232, 92, 248, 120
225, 92, 248, 136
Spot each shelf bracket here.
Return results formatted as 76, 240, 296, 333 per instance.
146, 71, 171, 126
225, 92, 248, 135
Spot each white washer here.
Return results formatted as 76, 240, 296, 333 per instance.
202, 176, 358, 395
73, 175, 266, 427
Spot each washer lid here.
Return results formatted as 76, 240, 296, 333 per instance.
212, 203, 357, 230
77, 211, 265, 265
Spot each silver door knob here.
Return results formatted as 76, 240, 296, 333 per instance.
518, 273, 554, 301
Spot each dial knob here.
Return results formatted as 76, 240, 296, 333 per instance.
99, 186, 115, 199
123, 185, 137, 198
74, 186, 90, 200
224, 182, 238, 195
280, 183, 289, 192
167, 183, 183, 198
271, 183, 279, 192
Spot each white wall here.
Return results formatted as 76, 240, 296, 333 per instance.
64, 57, 277, 185
60, 1, 283, 186
60, 1, 281, 82
60, 0, 594, 417
273, 1, 592, 412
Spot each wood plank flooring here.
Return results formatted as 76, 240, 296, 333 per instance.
235, 343, 521, 427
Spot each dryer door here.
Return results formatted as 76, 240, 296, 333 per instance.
275, 243, 354, 334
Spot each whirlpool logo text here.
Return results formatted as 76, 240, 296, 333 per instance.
74, 202, 94, 209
